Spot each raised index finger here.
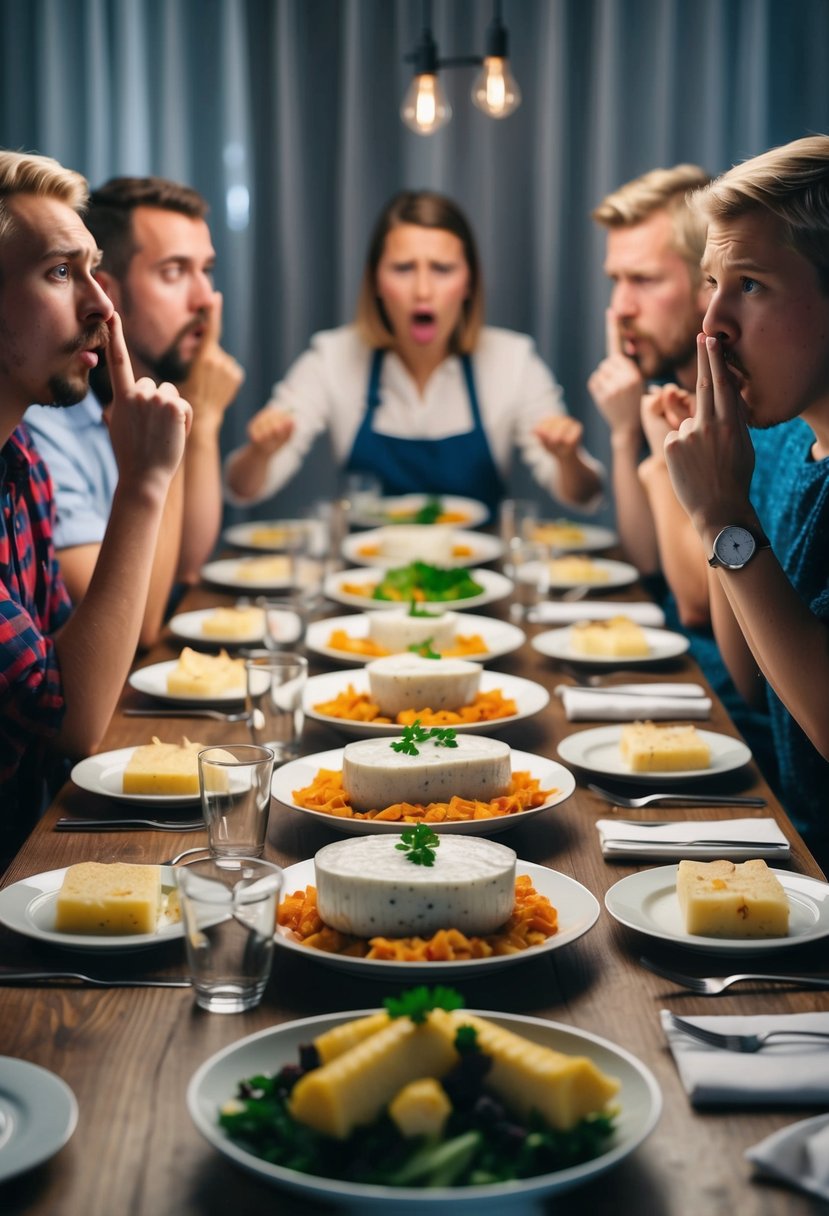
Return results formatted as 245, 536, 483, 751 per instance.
104, 311, 136, 399
694, 332, 715, 423
605, 308, 623, 357
205, 290, 223, 345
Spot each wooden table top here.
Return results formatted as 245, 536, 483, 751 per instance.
1, 573, 826, 1215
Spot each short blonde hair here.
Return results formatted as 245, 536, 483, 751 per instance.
355, 190, 483, 354
692, 135, 829, 292
0, 150, 88, 248
593, 164, 711, 282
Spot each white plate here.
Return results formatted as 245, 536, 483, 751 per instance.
128, 659, 245, 705
168, 607, 266, 648
0, 1057, 78, 1183
305, 613, 526, 667
0, 866, 184, 952
187, 1010, 661, 1209
324, 566, 512, 612
275, 858, 599, 978
557, 725, 751, 782
200, 556, 294, 592
547, 557, 639, 591
531, 626, 690, 665
605, 865, 829, 956
531, 521, 618, 552
70, 747, 200, 806
303, 669, 549, 737
272, 747, 575, 836
342, 529, 503, 569
222, 519, 306, 551
349, 493, 489, 530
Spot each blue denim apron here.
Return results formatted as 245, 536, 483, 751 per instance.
345, 349, 505, 517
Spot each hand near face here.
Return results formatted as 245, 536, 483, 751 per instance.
179, 292, 245, 426
534, 413, 584, 458
587, 308, 645, 433
246, 403, 295, 455
105, 311, 192, 488
641, 383, 694, 456
663, 334, 757, 536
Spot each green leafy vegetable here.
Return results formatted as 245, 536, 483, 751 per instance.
408, 601, 440, 618
395, 824, 440, 867
372, 561, 483, 603
390, 722, 459, 757
407, 637, 441, 659
384, 985, 465, 1023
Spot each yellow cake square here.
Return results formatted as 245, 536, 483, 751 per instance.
201, 605, 264, 640
548, 555, 609, 583
570, 615, 650, 657
619, 721, 710, 772
123, 736, 205, 795
532, 519, 586, 547
676, 858, 789, 938
166, 647, 245, 697
235, 555, 292, 583
55, 862, 162, 935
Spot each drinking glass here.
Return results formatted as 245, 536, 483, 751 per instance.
504, 537, 550, 619
498, 498, 539, 546
198, 743, 274, 859
245, 652, 308, 762
258, 593, 309, 649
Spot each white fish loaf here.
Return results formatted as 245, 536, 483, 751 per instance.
366, 609, 458, 652
314, 833, 517, 936
342, 734, 511, 812
377, 525, 455, 564
366, 653, 481, 716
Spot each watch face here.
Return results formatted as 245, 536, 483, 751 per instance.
713, 526, 755, 568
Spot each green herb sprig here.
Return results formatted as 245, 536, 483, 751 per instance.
384, 984, 464, 1024
407, 637, 441, 659
390, 720, 459, 756
395, 823, 440, 867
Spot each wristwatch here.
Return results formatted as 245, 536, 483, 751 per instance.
707, 525, 771, 570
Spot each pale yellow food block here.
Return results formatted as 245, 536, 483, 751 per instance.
201, 605, 264, 639
249, 524, 301, 548
389, 1078, 452, 1139
55, 862, 162, 936
548, 555, 609, 583
620, 721, 711, 772
166, 647, 245, 697
123, 736, 205, 795
570, 615, 650, 657
235, 555, 292, 583
677, 858, 789, 938
532, 519, 585, 546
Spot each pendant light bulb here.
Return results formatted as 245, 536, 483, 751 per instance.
471, 55, 521, 119
401, 72, 452, 135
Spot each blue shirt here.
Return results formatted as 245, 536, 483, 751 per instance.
25, 395, 117, 550
750, 418, 829, 852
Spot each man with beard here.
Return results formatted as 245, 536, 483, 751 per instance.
26, 176, 242, 647
664, 134, 829, 868
0, 151, 191, 862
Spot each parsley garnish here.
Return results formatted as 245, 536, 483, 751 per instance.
407, 637, 441, 659
391, 720, 459, 756
384, 985, 465, 1024
408, 601, 439, 618
395, 823, 440, 866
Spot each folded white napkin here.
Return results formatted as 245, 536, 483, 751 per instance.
661, 1009, 829, 1106
559, 682, 711, 721
747, 1112, 829, 1201
597, 817, 790, 861
528, 601, 666, 626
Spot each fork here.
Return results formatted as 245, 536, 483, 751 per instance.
55, 816, 205, 832
640, 956, 829, 994
0, 971, 191, 988
124, 708, 250, 722
666, 1011, 829, 1053
588, 783, 766, 808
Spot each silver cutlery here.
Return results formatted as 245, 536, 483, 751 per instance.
588, 783, 766, 808
666, 1011, 829, 1053
602, 838, 787, 851
0, 971, 191, 988
556, 683, 707, 699
640, 957, 829, 994
124, 708, 249, 722
55, 816, 205, 832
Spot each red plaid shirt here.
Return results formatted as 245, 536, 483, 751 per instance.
1, 425, 71, 849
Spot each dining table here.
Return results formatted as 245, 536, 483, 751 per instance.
1, 545, 827, 1216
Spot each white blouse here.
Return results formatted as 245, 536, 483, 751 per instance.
224, 324, 603, 507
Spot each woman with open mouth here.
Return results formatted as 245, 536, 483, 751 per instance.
224, 190, 603, 521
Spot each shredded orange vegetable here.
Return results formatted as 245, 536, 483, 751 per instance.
325, 629, 489, 659
312, 685, 516, 725
357, 543, 473, 559
291, 767, 554, 822
277, 874, 558, 960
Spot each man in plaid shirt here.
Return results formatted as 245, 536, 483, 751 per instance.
0, 150, 192, 864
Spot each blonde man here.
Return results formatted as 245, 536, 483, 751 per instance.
0, 150, 191, 862
665, 134, 829, 865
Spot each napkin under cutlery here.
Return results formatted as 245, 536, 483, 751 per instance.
558, 682, 712, 721
746, 1112, 829, 1202
596, 817, 790, 861
661, 1009, 829, 1106
528, 601, 666, 626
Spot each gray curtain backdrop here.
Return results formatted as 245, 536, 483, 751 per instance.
2, 0, 828, 524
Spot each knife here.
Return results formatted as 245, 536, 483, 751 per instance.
0, 971, 191, 988
601, 839, 790, 851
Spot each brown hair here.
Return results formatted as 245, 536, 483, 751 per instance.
593, 164, 711, 283
86, 176, 209, 280
692, 135, 829, 292
0, 149, 88, 247
355, 190, 483, 353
